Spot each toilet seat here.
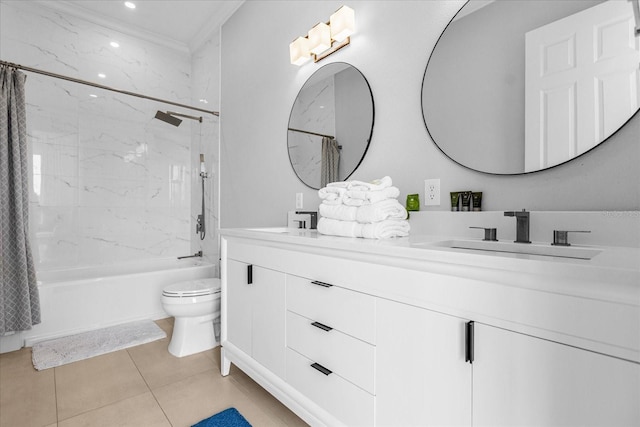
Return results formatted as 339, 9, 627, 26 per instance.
162, 278, 221, 298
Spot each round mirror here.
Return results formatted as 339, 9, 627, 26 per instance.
288, 62, 374, 189
422, 0, 640, 175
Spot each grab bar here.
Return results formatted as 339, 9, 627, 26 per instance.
177, 251, 203, 259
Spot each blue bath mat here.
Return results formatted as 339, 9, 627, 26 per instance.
192, 407, 251, 427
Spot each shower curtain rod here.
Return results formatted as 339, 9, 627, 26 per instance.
288, 127, 334, 139
0, 60, 220, 117
287, 127, 342, 149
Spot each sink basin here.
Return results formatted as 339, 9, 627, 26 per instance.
415, 239, 601, 260
245, 227, 291, 233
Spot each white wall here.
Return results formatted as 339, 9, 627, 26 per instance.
220, 0, 639, 229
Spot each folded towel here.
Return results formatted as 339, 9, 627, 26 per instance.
360, 219, 410, 239
318, 186, 346, 205
317, 217, 360, 238
318, 218, 410, 239
347, 176, 392, 191
356, 199, 408, 223
319, 203, 358, 222
326, 181, 350, 188
343, 187, 401, 206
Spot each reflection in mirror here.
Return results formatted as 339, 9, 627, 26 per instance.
422, 0, 640, 175
288, 62, 374, 189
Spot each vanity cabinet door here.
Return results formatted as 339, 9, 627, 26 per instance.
473, 323, 640, 426
375, 298, 472, 426
226, 259, 253, 355
226, 259, 286, 379
251, 265, 286, 378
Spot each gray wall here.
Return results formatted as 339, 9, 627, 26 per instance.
220, 0, 639, 229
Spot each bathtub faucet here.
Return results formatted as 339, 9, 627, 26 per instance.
177, 251, 203, 259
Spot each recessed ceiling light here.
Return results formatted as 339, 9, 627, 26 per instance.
110, 41, 120, 48
98, 73, 106, 79
124, 2, 136, 9
199, 99, 209, 104
89, 94, 98, 98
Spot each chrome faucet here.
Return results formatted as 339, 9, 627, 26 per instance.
504, 209, 531, 243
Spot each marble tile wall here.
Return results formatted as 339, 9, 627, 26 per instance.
190, 35, 221, 270
288, 76, 336, 189
1, 1, 196, 271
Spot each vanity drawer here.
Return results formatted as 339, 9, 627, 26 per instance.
286, 347, 374, 427
286, 310, 375, 394
286, 274, 376, 344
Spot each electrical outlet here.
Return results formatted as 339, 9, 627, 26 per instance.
296, 193, 304, 209
424, 179, 440, 206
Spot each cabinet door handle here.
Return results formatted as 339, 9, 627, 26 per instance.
465, 321, 475, 364
310, 280, 333, 288
311, 321, 333, 332
247, 264, 253, 285
311, 362, 332, 376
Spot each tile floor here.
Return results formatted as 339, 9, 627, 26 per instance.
0, 318, 308, 427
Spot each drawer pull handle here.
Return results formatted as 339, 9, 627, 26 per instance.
311, 280, 333, 288
247, 264, 253, 285
465, 321, 474, 364
311, 362, 332, 376
311, 321, 333, 332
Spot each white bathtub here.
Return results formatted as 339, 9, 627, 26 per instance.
1, 258, 216, 351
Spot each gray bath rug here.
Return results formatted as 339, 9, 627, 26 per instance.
31, 319, 166, 370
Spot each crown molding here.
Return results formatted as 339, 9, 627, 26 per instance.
189, 0, 244, 53
33, 0, 191, 54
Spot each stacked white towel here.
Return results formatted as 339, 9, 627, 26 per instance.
317, 176, 410, 239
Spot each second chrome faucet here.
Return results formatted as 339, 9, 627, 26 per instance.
504, 209, 531, 243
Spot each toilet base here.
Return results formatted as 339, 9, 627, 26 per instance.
168, 314, 218, 357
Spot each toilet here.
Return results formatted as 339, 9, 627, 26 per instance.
161, 278, 221, 357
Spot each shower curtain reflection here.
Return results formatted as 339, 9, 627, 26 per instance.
321, 136, 340, 187
0, 65, 41, 334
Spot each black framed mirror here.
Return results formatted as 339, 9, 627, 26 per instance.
288, 62, 374, 189
422, 0, 640, 175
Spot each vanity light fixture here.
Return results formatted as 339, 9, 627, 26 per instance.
289, 5, 355, 66
290, 36, 311, 66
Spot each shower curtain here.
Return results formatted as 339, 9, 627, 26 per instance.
320, 136, 340, 188
0, 65, 41, 335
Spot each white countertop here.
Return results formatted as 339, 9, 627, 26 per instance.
221, 227, 640, 304
222, 226, 640, 362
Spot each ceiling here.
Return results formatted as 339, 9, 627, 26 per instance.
37, 0, 244, 52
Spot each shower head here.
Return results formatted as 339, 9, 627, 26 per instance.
154, 110, 182, 127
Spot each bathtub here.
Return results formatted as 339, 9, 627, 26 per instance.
1, 258, 216, 351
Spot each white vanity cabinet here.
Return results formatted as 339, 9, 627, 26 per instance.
225, 258, 286, 379
473, 323, 640, 426
375, 298, 472, 426
285, 274, 376, 426
376, 299, 640, 427
220, 230, 640, 427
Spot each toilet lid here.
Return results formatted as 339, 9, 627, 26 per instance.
162, 278, 221, 297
